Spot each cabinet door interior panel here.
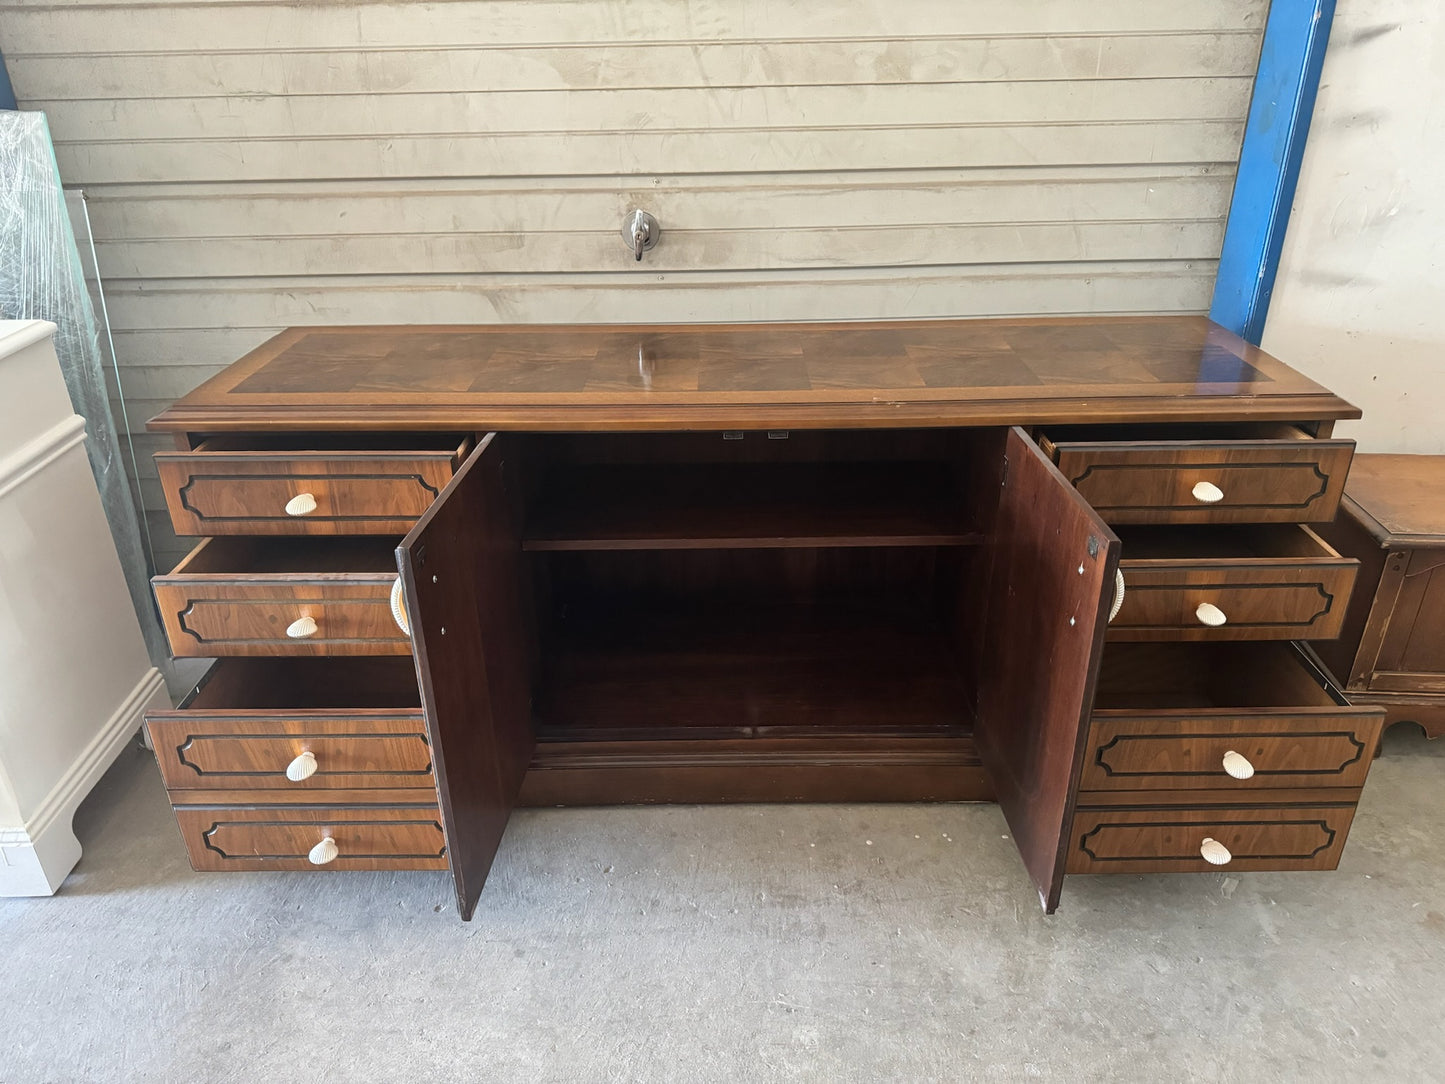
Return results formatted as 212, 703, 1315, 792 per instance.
397, 433, 536, 922
974, 426, 1119, 914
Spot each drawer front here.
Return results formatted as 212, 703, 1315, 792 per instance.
154, 578, 407, 657
156, 443, 467, 536
1078, 714, 1382, 792
1047, 439, 1354, 524
147, 713, 433, 791
172, 805, 448, 871
1110, 563, 1357, 641
1066, 805, 1355, 873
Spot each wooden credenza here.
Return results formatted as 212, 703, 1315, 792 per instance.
142, 317, 1385, 919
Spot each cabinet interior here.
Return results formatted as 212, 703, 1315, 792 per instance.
512, 429, 1004, 748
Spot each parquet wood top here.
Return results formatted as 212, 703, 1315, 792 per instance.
148, 316, 1359, 432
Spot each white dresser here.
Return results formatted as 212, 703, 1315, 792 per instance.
0, 320, 167, 895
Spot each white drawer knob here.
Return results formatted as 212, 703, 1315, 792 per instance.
285, 492, 318, 516
1199, 837, 1232, 865
286, 750, 318, 782
308, 836, 339, 865
1192, 481, 1224, 503
1196, 602, 1228, 627
1221, 750, 1255, 780
286, 615, 318, 639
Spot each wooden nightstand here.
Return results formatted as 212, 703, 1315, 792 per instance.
1314, 455, 1445, 739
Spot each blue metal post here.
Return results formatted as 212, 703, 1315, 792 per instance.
1210, 0, 1336, 343
0, 49, 16, 110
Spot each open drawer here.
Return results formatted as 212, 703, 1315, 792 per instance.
1111, 524, 1358, 640
1079, 643, 1384, 795
1037, 424, 1354, 524
152, 537, 410, 657
1066, 804, 1356, 874
146, 658, 430, 791
155, 432, 471, 536
172, 804, 448, 872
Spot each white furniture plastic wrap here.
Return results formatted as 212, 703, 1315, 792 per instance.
0, 321, 168, 895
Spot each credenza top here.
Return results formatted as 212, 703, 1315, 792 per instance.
147, 315, 1360, 432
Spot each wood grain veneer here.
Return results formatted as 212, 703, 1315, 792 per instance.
156, 433, 470, 536
1111, 524, 1358, 641
145, 317, 1361, 434
153, 537, 409, 657
397, 434, 537, 922
974, 427, 1118, 914
173, 804, 448, 871
1066, 804, 1356, 874
1039, 425, 1354, 525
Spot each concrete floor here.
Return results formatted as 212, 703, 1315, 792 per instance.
2, 728, 1443, 1083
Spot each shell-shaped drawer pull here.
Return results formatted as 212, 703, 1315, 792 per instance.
308, 836, 339, 866
1195, 602, 1228, 627
285, 492, 318, 516
286, 615, 318, 639
390, 577, 410, 636
286, 750, 318, 782
1222, 750, 1255, 780
1191, 480, 1224, 504
1199, 837, 1233, 866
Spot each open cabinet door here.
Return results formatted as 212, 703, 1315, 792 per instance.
976, 427, 1119, 914
396, 433, 535, 921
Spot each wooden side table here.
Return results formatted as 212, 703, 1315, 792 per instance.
1314, 455, 1445, 738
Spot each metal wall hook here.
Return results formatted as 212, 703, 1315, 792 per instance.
622, 210, 659, 261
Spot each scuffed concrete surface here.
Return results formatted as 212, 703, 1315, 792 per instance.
2, 726, 1442, 1083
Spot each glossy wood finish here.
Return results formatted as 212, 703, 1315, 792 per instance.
523, 462, 980, 551
147, 714, 432, 792
1078, 715, 1380, 794
145, 318, 1361, 434
155, 433, 470, 536
1065, 804, 1356, 874
398, 434, 536, 921
1111, 524, 1357, 641
521, 736, 990, 806
974, 427, 1118, 913
1313, 455, 1445, 740
153, 537, 409, 657
173, 804, 448, 871
1039, 424, 1354, 524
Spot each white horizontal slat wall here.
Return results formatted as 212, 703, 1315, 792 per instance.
0, 0, 1265, 568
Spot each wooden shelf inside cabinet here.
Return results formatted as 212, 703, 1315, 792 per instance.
532, 599, 974, 742
522, 462, 982, 551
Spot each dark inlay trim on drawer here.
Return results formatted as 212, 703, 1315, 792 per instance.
175, 732, 434, 778
178, 472, 441, 522
200, 818, 448, 860
1094, 731, 1368, 778
1078, 816, 1337, 862
177, 597, 402, 646
1118, 580, 1337, 629
1069, 460, 1331, 511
